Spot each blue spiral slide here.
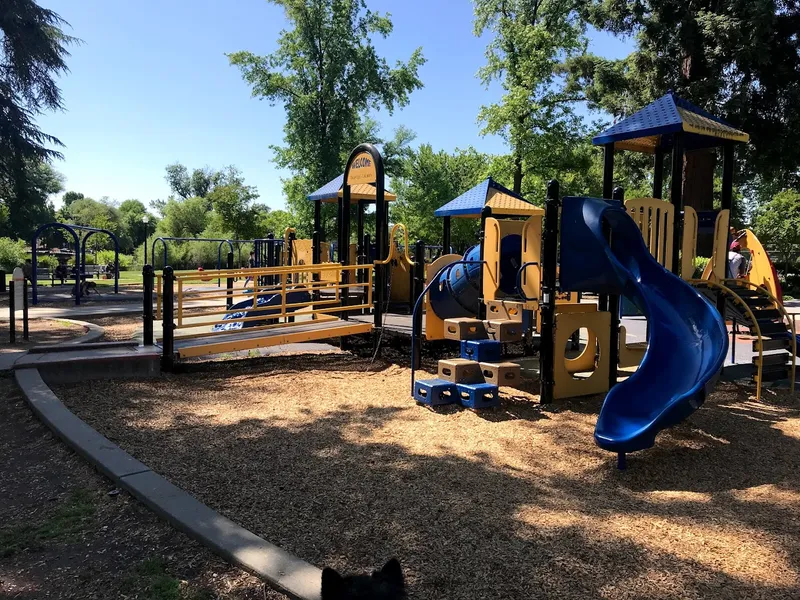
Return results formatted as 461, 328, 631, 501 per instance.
560, 197, 728, 453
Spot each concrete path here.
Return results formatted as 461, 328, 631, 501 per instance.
14, 368, 322, 600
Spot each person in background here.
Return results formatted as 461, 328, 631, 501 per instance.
243, 251, 256, 288
728, 240, 746, 278
22, 258, 33, 283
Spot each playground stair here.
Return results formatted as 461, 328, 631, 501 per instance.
414, 322, 523, 407
695, 281, 796, 390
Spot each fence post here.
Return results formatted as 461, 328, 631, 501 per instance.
226, 252, 234, 309
539, 180, 560, 404
161, 266, 175, 372
9, 281, 15, 344
142, 264, 154, 346
22, 278, 29, 341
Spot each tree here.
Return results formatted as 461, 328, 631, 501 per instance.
260, 208, 296, 238
228, 0, 425, 237
62, 191, 84, 207
474, 0, 586, 193
392, 145, 493, 251
0, 1, 77, 234
157, 197, 210, 238
164, 163, 226, 200
118, 199, 155, 253
0, 160, 61, 240
752, 189, 800, 276
207, 181, 260, 240
567, 1, 800, 209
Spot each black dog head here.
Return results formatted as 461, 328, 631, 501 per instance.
321, 558, 405, 600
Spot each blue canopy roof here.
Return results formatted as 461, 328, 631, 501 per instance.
434, 177, 540, 218
307, 174, 396, 203
592, 92, 749, 154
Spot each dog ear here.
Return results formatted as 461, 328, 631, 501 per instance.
321, 567, 346, 599
377, 558, 404, 589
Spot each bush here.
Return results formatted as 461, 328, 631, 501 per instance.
692, 256, 710, 279
96, 250, 134, 270
0, 237, 27, 272
36, 255, 60, 270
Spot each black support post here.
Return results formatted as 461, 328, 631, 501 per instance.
412, 239, 425, 370
653, 147, 664, 199
599, 143, 615, 312
670, 133, 684, 274
142, 264, 154, 346
609, 186, 624, 389
22, 278, 29, 341
539, 180, 560, 404
339, 186, 351, 319
226, 252, 234, 309
442, 216, 451, 253
0, 270, 5, 293
477, 206, 492, 321
374, 184, 388, 333
161, 266, 175, 372
8, 281, 15, 344
312, 230, 321, 305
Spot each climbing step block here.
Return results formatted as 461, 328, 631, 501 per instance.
479, 361, 521, 387
443, 318, 487, 341
414, 378, 458, 406
460, 339, 502, 363
486, 300, 525, 322
438, 358, 483, 384
483, 319, 523, 342
456, 382, 500, 409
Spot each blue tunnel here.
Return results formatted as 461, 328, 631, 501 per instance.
428, 234, 522, 320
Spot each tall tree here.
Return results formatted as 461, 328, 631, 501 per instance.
0, 160, 61, 239
567, 1, 800, 208
0, 0, 77, 237
474, 0, 586, 193
228, 0, 425, 236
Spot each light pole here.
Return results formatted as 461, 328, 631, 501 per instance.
142, 215, 150, 265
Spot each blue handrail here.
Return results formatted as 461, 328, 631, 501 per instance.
515, 261, 540, 302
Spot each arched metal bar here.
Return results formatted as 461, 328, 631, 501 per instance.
31, 222, 82, 305
80, 228, 120, 294
151, 237, 237, 271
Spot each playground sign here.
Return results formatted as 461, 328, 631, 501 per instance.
346, 152, 376, 185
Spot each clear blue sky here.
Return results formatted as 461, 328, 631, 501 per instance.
38, 0, 633, 210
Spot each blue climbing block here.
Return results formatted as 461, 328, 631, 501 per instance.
460, 339, 502, 363
414, 378, 458, 406
456, 382, 500, 409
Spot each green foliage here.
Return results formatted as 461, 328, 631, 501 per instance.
392, 145, 493, 251
752, 189, 800, 273
0, 237, 26, 271
36, 254, 59, 269
0, 160, 61, 240
568, 0, 800, 196
207, 182, 259, 240
260, 208, 295, 238
62, 191, 84, 207
229, 0, 424, 237
95, 250, 133, 270
692, 256, 710, 279
157, 197, 211, 238
474, 0, 586, 193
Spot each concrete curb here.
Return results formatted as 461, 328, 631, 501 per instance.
53, 318, 104, 345
13, 368, 322, 600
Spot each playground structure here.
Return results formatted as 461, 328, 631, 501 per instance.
140, 93, 797, 464
410, 92, 796, 464
31, 222, 121, 306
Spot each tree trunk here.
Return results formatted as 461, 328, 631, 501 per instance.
682, 149, 716, 211
513, 149, 523, 194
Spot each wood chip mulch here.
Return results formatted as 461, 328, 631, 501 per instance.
54, 354, 800, 600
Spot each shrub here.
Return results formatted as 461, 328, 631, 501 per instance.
0, 237, 26, 272
36, 255, 60, 270
692, 256, 710, 279
96, 250, 133, 270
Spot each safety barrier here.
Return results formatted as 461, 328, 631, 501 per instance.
154, 263, 374, 367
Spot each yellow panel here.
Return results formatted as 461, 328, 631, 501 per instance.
485, 189, 544, 216
681, 206, 698, 280
740, 230, 780, 300
425, 254, 462, 340
625, 198, 675, 271
615, 135, 659, 154
389, 244, 411, 302
677, 107, 750, 143
334, 183, 397, 202
709, 209, 730, 280
553, 310, 611, 399
482, 217, 501, 302
520, 215, 541, 302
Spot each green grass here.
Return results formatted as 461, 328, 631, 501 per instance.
120, 556, 215, 600
0, 488, 96, 557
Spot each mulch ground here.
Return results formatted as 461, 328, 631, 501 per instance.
0, 373, 286, 599
0, 318, 85, 352
53, 353, 800, 600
